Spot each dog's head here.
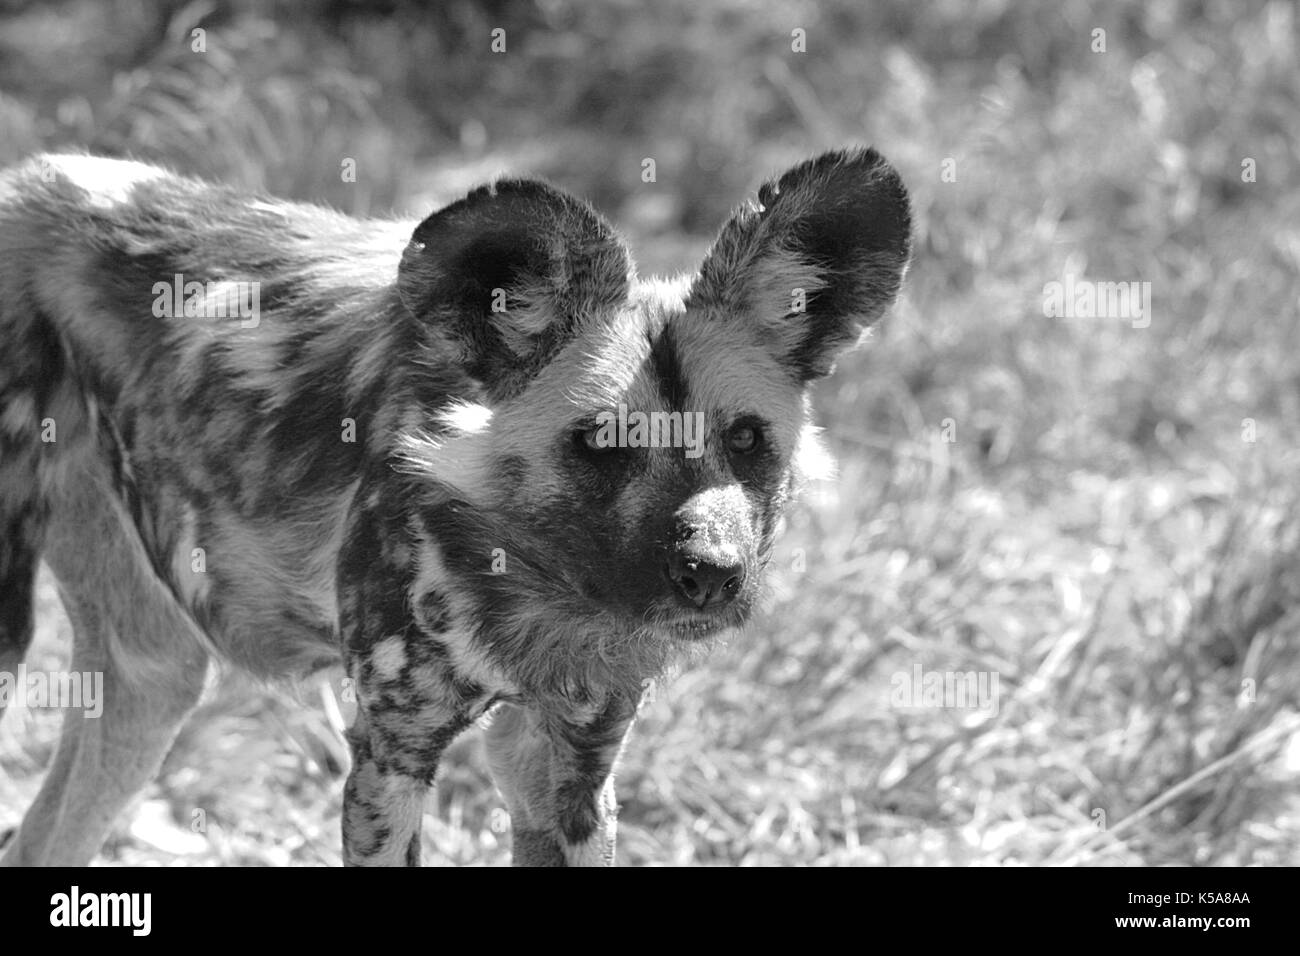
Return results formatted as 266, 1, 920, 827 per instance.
396, 148, 910, 686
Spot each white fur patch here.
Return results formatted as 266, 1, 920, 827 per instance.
42, 154, 166, 209
438, 400, 493, 434
793, 420, 837, 483
370, 635, 408, 681
409, 536, 517, 697
397, 402, 495, 500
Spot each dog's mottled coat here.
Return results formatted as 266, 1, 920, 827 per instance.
0, 147, 910, 866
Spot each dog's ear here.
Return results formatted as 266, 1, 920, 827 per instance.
688, 147, 911, 381
398, 179, 632, 400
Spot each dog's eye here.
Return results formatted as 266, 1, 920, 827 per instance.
727, 425, 760, 454
576, 427, 611, 453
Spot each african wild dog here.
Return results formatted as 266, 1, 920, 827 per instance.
0, 147, 911, 866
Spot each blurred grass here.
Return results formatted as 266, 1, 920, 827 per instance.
1, 0, 1298, 865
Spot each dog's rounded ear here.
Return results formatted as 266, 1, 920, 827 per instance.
398, 179, 632, 400
688, 147, 912, 381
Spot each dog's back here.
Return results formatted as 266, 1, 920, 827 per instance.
0, 155, 451, 682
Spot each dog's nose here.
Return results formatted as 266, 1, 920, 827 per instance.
666, 548, 744, 609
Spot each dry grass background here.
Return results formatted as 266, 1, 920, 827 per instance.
1, 0, 1298, 865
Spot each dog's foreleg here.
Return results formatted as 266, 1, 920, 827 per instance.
485, 696, 637, 867
342, 709, 434, 867
340, 638, 474, 867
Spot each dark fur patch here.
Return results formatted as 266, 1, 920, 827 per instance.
399, 179, 632, 401
689, 146, 912, 380
512, 830, 567, 867
418, 590, 452, 632
0, 508, 38, 661
649, 325, 689, 409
